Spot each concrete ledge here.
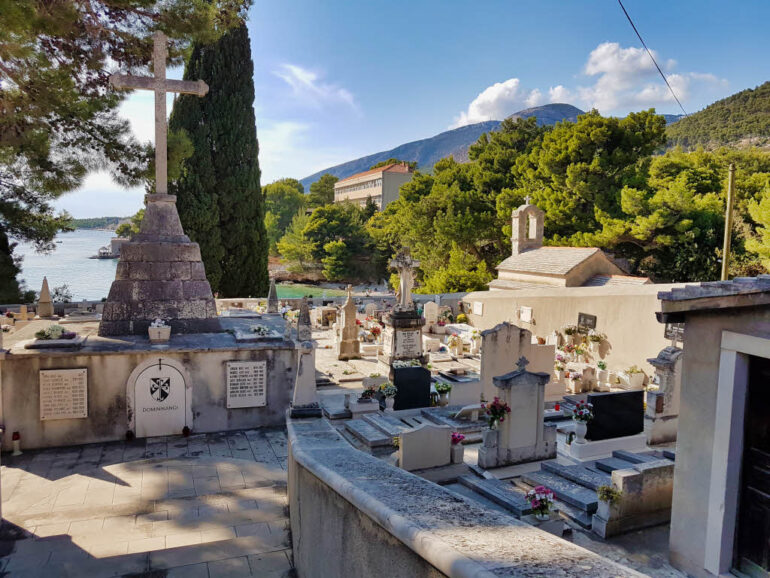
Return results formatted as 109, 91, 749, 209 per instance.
565, 433, 648, 460
288, 416, 643, 578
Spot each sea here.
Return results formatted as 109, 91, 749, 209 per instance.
14, 229, 344, 301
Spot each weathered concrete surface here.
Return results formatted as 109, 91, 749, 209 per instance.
288, 416, 643, 578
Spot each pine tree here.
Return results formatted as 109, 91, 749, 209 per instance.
169, 23, 269, 297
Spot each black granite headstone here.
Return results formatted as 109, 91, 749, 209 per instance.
389, 366, 431, 410
565, 390, 644, 441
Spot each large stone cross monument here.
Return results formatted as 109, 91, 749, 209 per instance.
99, 31, 220, 336
391, 252, 419, 311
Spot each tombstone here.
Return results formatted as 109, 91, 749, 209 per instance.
337, 286, 360, 360
266, 278, 279, 314
423, 301, 439, 326
16, 305, 29, 321
297, 297, 312, 341
478, 357, 556, 469
127, 358, 192, 438
364, 302, 377, 317
398, 423, 451, 471
479, 323, 532, 403
99, 32, 220, 336
36, 277, 55, 319
565, 390, 644, 441
645, 346, 683, 444
290, 341, 321, 417
422, 335, 441, 353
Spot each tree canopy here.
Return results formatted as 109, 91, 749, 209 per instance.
264, 178, 305, 253
370, 158, 418, 170
307, 173, 338, 208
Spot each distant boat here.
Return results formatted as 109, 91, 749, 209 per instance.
90, 246, 118, 259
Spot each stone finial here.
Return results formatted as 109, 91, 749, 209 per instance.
297, 297, 312, 341
266, 278, 279, 313
37, 276, 54, 318
516, 356, 529, 371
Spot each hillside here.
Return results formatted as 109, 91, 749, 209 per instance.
299, 103, 584, 189
69, 216, 125, 230
666, 81, 770, 148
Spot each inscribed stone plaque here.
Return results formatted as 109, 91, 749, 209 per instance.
473, 301, 484, 316
226, 361, 267, 409
382, 327, 394, 353
519, 306, 533, 324
395, 329, 421, 357
133, 360, 187, 438
40, 368, 88, 420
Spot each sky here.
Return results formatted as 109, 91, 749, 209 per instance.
57, 0, 770, 218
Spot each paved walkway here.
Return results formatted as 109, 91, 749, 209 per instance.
0, 429, 293, 577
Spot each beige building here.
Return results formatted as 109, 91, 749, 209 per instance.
333, 162, 414, 209
490, 202, 650, 289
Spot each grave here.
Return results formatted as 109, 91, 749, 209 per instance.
645, 345, 682, 445
291, 341, 322, 418
36, 277, 55, 319
337, 286, 360, 360
398, 423, 451, 471
297, 297, 312, 341
266, 278, 279, 313
478, 357, 556, 468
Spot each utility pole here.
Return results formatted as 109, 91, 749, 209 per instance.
721, 163, 736, 281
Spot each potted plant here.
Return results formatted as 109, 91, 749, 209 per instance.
597, 484, 622, 519
572, 399, 593, 444
470, 330, 482, 354
358, 386, 377, 403
574, 346, 589, 364
456, 313, 468, 324
435, 382, 452, 406
526, 485, 555, 521
554, 363, 564, 381
379, 381, 397, 411
620, 365, 645, 389
563, 324, 579, 345
561, 343, 576, 361
567, 371, 582, 393
596, 360, 609, 383
447, 333, 463, 357
148, 318, 171, 343
482, 396, 510, 430
450, 432, 465, 463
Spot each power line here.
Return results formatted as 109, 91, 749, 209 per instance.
616, 0, 688, 117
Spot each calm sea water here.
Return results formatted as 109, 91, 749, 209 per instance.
14, 229, 344, 301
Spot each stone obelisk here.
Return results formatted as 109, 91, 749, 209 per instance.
99, 32, 220, 336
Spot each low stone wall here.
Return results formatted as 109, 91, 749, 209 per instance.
288, 416, 643, 578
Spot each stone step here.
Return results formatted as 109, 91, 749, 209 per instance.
344, 419, 391, 448
662, 449, 676, 461
458, 476, 531, 518
594, 457, 638, 474
322, 405, 351, 420
554, 500, 594, 529
521, 471, 598, 514
402, 416, 429, 428
612, 450, 659, 464
362, 413, 413, 439
541, 462, 611, 491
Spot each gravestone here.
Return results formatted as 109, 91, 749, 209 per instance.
127, 358, 191, 438
39, 368, 88, 420
645, 346, 683, 444
423, 301, 438, 326
99, 32, 220, 336
337, 286, 360, 360
291, 341, 321, 417
297, 297, 312, 341
398, 423, 451, 471
267, 278, 279, 313
565, 390, 644, 441
479, 323, 532, 403
36, 277, 55, 319
477, 357, 556, 468
364, 302, 377, 317
226, 361, 267, 408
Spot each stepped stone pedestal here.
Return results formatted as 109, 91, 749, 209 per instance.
99, 194, 221, 336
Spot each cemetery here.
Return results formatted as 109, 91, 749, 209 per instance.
2, 6, 770, 578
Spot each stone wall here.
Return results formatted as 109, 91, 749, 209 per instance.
0, 341, 297, 450
288, 417, 643, 578
461, 284, 684, 377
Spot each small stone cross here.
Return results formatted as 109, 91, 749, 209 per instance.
516, 356, 529, 371
109, 31, 209, 196
524, 195, 531, 205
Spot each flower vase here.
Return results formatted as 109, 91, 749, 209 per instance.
490, 419, 499, 431
439, 392, 449, 407
385, 397, 395, 411
575, 421, 588, 444
450, 444, 464, 464
589, 341, 599, 353
554, 370, 563, 381
535, 511, 550, 521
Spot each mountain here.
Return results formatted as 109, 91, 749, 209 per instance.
299, 103, 584, 189
666, 81, 770, 149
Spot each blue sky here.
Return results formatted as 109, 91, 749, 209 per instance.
57, 0, 770, 218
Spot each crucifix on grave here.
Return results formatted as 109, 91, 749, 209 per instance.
390, 252, 419, 311
99, 31, 221, 336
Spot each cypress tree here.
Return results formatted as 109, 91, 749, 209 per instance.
169, 23, 268, 297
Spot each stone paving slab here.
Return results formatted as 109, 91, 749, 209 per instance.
521, 470, 598, 513
0, 429, 293, 577
541, 461, 612, 490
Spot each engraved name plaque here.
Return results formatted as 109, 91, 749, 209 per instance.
226, 361, 267, 408
40, 368, 88, 420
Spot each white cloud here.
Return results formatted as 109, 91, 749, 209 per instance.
548, 85, 573, 103
274, 64, 357, 111
452, 78, 543, 127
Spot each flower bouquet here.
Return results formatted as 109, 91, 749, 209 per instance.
34, 324, 76, 341
572, 399, 593, 444
527, 485, 554, 520
450, 432, 466, 463
482, 396, 511, 429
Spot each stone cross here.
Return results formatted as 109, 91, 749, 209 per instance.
109, 31, 209, 196
516, 356, 529, 371
524, 195, 531, 205
390, 252, 419, 310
